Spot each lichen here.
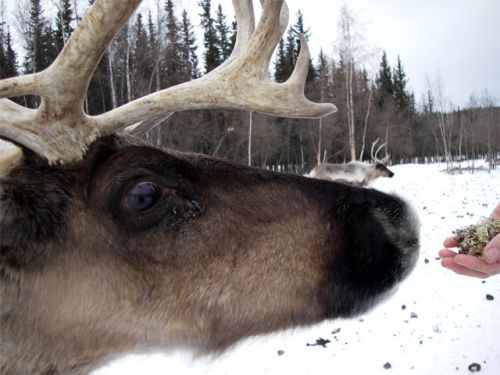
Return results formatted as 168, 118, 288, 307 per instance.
455, 218, 500, 258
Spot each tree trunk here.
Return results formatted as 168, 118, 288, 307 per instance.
106, 48, 117, 109
155, 0, 162, 91
125, 24, 132, 102
317, 117, 322, 165
346, 60, 356, 161
248, 111, 253, 166
299, 132, 304, 171
359, 87, 372, 160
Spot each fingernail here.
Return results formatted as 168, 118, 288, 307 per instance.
483, 247, 499, 264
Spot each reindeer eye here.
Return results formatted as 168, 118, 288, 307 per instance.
123, 182, 162, 212
111, 174, 203, 232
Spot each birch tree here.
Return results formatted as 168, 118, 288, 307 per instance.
336, 3, 367, 161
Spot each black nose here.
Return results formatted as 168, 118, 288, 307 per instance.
389, 172, 395, 178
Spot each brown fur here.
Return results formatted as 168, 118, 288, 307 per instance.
0, 135, 419, 374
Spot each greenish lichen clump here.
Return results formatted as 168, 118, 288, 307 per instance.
455, 218, 500, 258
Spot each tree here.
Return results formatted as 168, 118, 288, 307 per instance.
198, 0, 220, 73
146, 10, 158, 91
283, 26, 296, 78
132, 12, 151, 97
24, 0, 48, 74
1, 27, 18, 78
214, 4, 231, 62
359, 71, 374, 161
20, 0, 56, 106
274, 38, 287, 83
229, 18, 237, 52
315, 49, 332, 164
337, 3, 358, 160
179, 9, 199, 80
425, 72, 454, 172
54, 0, 74, 52
393, 55, 409, 111
164, 0, 183, 87
375, 51, 393, 105
292, 10, 316, 83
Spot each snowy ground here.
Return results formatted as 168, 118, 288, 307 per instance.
87, 161, 498, 374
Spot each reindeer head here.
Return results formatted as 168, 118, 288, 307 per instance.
371, 139, 395, 178
0, 1, 418, 374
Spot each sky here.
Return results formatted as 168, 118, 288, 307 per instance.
4, 0, 500, 108
198, 0, 500, 108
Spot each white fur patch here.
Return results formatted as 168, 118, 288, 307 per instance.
0, 140, 23, 179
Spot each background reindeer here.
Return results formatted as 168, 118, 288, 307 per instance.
0, 1, 419, 374
309, 140, 395, 186
486, 154, 500, 170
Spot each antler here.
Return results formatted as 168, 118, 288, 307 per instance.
0, 0, 336, 164
370, 138, 391, 165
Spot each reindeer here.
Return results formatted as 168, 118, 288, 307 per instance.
310, 140, 395, 186
486, 155, 500, 170
0, 1, 419, 374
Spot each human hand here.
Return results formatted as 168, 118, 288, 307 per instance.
439, 203, 500, 278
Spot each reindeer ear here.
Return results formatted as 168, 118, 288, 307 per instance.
0, 161, 71, 266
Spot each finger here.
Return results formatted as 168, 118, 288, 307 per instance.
483, 247, 500, 264
490, 203, 500, 220
454, 254, 500, 276
483, 234, 500, 264
439, 249, 457, 258
443, 236, 458, 248
441, 258, 489, 279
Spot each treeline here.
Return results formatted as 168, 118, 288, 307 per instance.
1, 0, 498, 172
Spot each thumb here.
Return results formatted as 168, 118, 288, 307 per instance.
483, 233, 500, 264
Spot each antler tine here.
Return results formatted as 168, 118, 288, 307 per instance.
370, 138, 379, 161
380, 149, 391, 165
95, 0, 336, 135
215, 0, 257, 69
370, 138, 390, 165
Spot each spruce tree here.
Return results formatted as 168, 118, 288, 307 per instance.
22, 0, 57, 107
283, 26, 296, 79
198, 0, 220, 73
1, 28, 18, 78
214, 4, 231, 62
375, 50, 394, 107
54, 0, 73, 52
180, 9, 200, 80
274, 38, 287, 83
146, 10, 157, 88
43, 24, 58, 65
164, 0, 182, 87
147, 10, 156, 52
0, 23, 5, 77
229, 19, 237, 53
133, 12, 150, 96
392, 55, 409, 111
292, 10, 316, 82
316, 49, 331, 99
24, 0, 47, 74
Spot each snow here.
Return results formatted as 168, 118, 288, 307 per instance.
93, 161, 500, 375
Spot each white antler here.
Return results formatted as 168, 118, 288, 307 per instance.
0, 0, 336, 164
370, 138, 391, 165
